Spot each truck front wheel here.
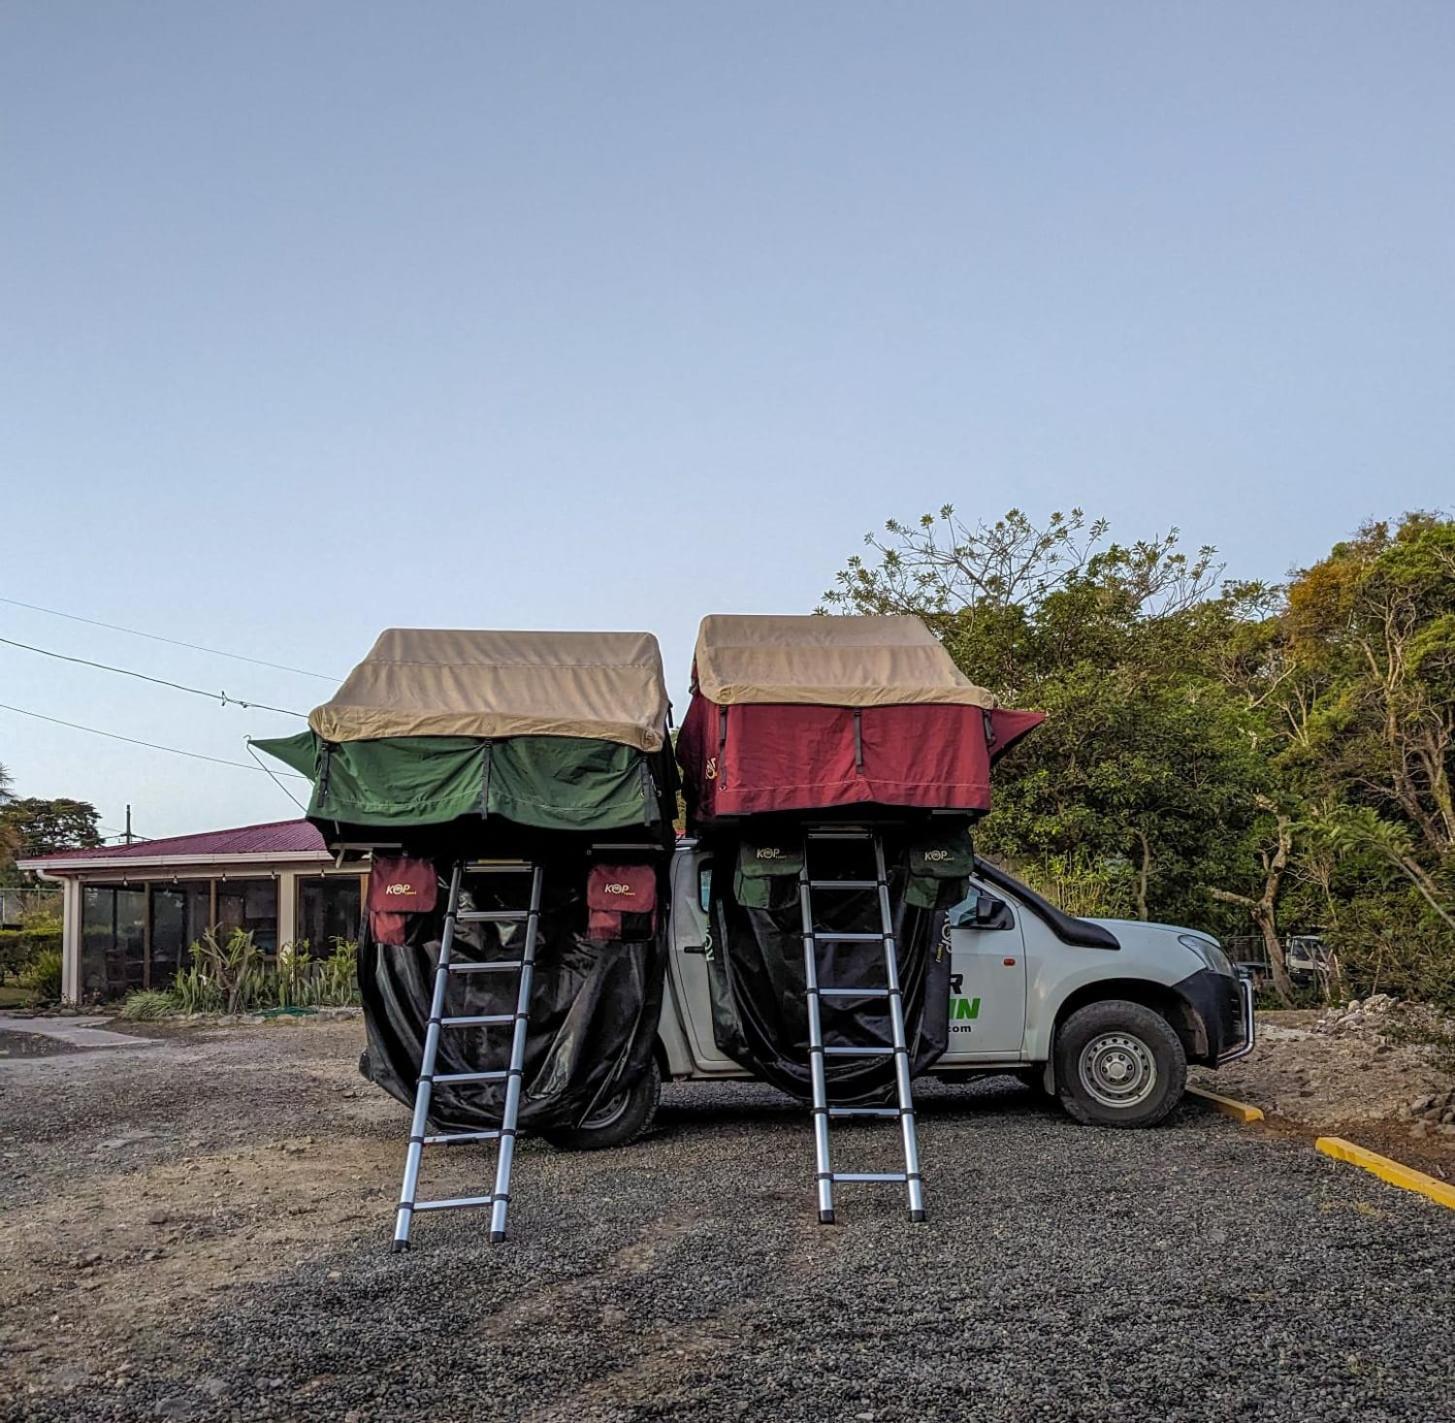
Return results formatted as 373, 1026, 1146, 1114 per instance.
541, 1069, 661, 1152
1053, 1000, 1186, 1128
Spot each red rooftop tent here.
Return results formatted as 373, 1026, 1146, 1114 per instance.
674, 614, 1044, 1105
677, 614, 1042, 827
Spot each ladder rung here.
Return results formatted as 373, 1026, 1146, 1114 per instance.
411, 1194, 497, 1212
440, 1013, 516, 1027
447, 960, 524, 974
432, 1069, 509, 1084
810, 931, 886, 942
828, 1106, 899, 1118
807, 879, 879, 890
422, 1129, 502, 1145
816, 986, 890, 999
458, 909, 530, 923
821, 1045, 896, 1057
831, 1171, 908, 1183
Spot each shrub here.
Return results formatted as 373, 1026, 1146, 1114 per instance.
174, 928, 269, 1015
0, 922, 62, 983
313, 938, 360, 1007
20, 947, 63, 1004
120, 988, 176, 1020
274, 940, 314, 1009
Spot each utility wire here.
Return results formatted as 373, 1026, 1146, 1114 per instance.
0, 595, 340, 681
0, 634, 307, 718
0, 702, 308, 779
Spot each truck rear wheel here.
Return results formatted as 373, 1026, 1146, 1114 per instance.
541, 1069, 661, 1152
1054, 1000, 1186, 1128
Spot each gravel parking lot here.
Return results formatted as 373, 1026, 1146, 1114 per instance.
2, 1018, 1451, 1423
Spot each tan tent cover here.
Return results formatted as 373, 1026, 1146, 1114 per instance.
309, 629, 669, 752
693, 614, 998, 709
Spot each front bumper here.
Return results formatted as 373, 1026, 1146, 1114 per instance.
1219, 970, 1256, 1063
1174, 967, 1256, 1064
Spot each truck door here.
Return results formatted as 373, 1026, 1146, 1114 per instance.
667, 847, 739, 1071
946, 881, 1029, 1058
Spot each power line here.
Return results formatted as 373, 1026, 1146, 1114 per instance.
0, 595, 340, 681
0, 635, 307, 718
0, 702, 309, 779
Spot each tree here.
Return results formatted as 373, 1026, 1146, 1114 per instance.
823, 504, 1455, 1007
0, 797, 103, 872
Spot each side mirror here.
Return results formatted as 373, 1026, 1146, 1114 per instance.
948, 891, 1012, 931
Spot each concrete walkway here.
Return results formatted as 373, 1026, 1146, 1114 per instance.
0, 1014, 156, 1050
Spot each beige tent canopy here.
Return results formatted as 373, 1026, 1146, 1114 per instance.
309, 628, 670, 753
691, 614, 998, 709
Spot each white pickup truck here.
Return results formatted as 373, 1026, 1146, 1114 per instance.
557, 839, 1255, 1149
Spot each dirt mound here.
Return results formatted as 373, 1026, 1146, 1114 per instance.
1200, 1005, 1455, 1166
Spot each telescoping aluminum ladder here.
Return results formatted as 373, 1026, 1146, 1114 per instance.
799, 828, 926, 1225
392, 859, 543, 1251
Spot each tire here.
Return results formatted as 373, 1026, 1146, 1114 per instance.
358, 1049, 373, 1082
1054, 999, 1186, 1128
541, 1069, 661, 1152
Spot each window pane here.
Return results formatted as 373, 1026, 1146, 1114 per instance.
297, 876, 362, 952
115, 889, 146, 993
215, 879, 278, 954
81, 886, 116, 998
150, 887, 187, 987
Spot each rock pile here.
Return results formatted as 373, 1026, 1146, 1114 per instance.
1315, 993, 1452, 1047
1315, 993, 1403, 1042
1398, 1088, 1455, 1139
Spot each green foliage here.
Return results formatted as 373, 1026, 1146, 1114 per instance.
0, 921, 61, 981
310, 938, 361, 1008
168, 934, 361, 1015
174, 928, 268, 1015
0, 797, 102, 866
120, 989, 176, 1021
21, 947, 63, 1004
828, 506, 1455, 1006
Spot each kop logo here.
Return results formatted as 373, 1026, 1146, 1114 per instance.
384, 883, 417, 896
602, 883, 635, 896
755, 847, 787, 860
921, 849, 953, 862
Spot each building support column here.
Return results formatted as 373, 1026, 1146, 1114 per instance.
277, 870, 298, 950
60, 877, 82, 1004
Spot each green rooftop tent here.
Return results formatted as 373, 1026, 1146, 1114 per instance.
254, 628, 677, 1141
252, 627, 675, 838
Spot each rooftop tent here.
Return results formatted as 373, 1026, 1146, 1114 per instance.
253, 627, 677, 1137
675, 614, 1044, 1103
254, 628, 676, 837
676, 613, 1043, 827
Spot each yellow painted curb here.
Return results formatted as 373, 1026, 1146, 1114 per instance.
1187, 1086, 1265, 1124
1315, 1136, 1455, 1211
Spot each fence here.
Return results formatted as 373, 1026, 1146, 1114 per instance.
0, 886, 62, 928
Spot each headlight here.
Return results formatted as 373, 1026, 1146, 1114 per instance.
1179, 933, 1234, 977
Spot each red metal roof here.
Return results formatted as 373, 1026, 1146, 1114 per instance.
24, 818, 327, 864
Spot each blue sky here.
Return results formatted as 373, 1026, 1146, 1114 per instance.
2, 2, 1452, 840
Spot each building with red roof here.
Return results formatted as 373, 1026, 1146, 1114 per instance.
19, 820, 369, 1002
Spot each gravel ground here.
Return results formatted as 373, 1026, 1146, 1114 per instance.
2, 1019, 1452, 1423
